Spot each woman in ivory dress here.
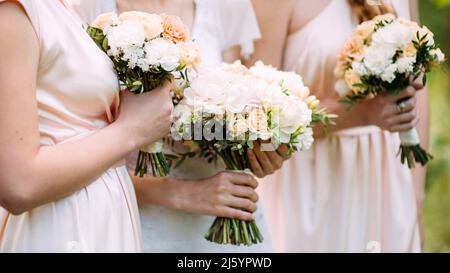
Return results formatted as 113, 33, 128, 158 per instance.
75, 0, 286, 253
249, 0, 429, 252
0, 0, 174, 252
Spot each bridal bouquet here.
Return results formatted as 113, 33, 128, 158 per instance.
335, 14, 445, 168
87, 11, 199, 177
172, 61, 332, 246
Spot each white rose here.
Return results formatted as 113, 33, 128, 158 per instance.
106, 21, 146, 57
395, 57, 415, 74
92, 12, 118, 31
274, 96, 312, 143
119, 11, 163, 39
335, 79, 351, 97
144, 38, 180, 71
227, 113, 248, 138
247, 107, 271, 140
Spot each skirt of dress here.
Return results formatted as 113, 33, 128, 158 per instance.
258, 126, 421, 253
0, 165, 142, 253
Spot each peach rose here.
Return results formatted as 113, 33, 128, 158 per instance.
403, 43, 417, 57
345, 70, 363, 94
334, 60, 347, 79
177, 40, 201, 69
162, 15, 189, 43
342, 37, 365, 62
355, 20, 375, 41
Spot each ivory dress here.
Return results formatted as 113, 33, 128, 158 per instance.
0, 0, 142, 253
75, 0, 271, 253
258, 0, 421, 253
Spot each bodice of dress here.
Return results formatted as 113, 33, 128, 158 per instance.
0, 0, 141, 253
27, 0, 121, 146
283, 0, 410, 136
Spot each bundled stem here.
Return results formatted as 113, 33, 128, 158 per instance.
134, 151, 171, 177
205, 146, 264, 246
399, 145, 433, 169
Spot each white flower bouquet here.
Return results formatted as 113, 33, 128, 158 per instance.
335, 14, 445, 168
87, 11, 200, 177
172, 61, 333, 246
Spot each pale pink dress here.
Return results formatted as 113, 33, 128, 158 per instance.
0, 0, 142, 252
258, 0, 420, 253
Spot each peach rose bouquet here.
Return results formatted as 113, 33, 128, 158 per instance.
87, 11, 199, 177
335, 14, 445, 168
172, 61, 332, 246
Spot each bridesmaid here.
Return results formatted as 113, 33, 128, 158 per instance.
0, 0, 174, 252
75, 0, 286, 252
249, 0, 428, 252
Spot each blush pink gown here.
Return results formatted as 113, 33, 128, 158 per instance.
258, 0, 420, 253
0, 0, 142, 252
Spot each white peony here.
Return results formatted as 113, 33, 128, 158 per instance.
380, 63, 398, 83
352, 61, 369, 76
183, 68, 229, 114
363, 45, 396, 76
144, 38, 180, 71
395, 57, 415, 74
372, 21, 415, 50
106, 21, 146, 57
282, 72, 310, 99
431, 48, 445, 63
416, 26, 435, 46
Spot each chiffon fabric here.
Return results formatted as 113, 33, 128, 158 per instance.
75, 0, 271, 253
0, 0, 142, 252
258, 0, 421, 253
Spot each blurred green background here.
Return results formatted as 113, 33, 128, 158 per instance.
419, 0, 450, 253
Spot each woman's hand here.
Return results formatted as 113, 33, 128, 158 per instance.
247, 141, 290, 178
361, 76, 424, 133
362, 87, 418, 132
116, 81, 174, 150
171, 172, 259, 221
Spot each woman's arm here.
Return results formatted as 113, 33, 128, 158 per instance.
131, 172, 259, 221
246, 0, 295, 68
0, 2, 173, 215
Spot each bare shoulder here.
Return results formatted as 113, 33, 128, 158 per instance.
251, 0, 296, 20
289, 0, 332, 34
0, 1, 34, 36
0, 1, 39, 69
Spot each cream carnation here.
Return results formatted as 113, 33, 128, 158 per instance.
107, 21, 146, 57
92, 12, 118, 31
144, 38, 180, 71
119, 11, 163, 39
